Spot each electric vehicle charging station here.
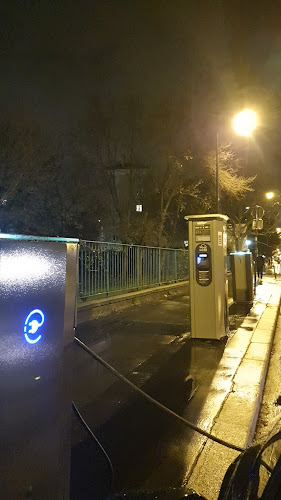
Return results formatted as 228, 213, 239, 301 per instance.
0, 234, 78, 500
185, 214, 229, 340
230, 251, 254, 304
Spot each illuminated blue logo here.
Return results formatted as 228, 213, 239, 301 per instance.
24, 309, 45, 344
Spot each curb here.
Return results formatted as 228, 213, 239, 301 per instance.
246, 292, 281, 445
77, 281, 189, 323
186, 281, 281, 500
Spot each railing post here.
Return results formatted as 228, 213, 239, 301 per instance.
106, 247, 110, 297
136, 246, 139, 290
80, 245, 84, 298
174, 250, 177, 282
158, 247, 161, 285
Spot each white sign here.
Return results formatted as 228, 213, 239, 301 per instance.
223, 230, 227, 248
199, 243, 208, 252
136, 205, 143, 212
218, 231, 222, 246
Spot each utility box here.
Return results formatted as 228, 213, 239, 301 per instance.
230, 251, 254, 304
0, 234, 79, 500
185, 214, 229, 340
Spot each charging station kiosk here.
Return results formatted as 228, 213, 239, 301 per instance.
185, 214, 229, 340
0, 234, 78, 500
230, 251, 254, 304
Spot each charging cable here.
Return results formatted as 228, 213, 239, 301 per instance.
74, 336, 244, 453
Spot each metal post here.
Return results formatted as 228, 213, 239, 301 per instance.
106, 246, 110, 297
158, 247, 161, 285
136, 246, 139, 290
216, 120, 220, 214
254, 204, 259, 295
254, 229, 258, 295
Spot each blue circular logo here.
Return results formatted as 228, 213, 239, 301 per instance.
24, 309, 45, 344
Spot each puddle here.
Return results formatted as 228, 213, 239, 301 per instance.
229, 302, 252, 333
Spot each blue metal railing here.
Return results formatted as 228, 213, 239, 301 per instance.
79, 240, 189, 300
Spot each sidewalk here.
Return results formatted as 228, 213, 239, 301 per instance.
186, 276, 281, 499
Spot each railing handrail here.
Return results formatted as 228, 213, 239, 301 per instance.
80, 239, 188, 252
79, 240, 189, 300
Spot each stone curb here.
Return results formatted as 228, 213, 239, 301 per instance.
77, 281, 189, 323
187, 282, 281, 500
246, 292, 281, 445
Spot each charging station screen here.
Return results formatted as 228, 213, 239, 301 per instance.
197, 253, 207, 265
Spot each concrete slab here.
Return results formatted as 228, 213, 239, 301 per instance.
187, 441, 238, 500
244, 342, 270, 361
256, 317, 277, 330
233, 358, 266, 387
260, 306, 276, 316
251, 329, 272, 344
224, 329, 252, 357
213, 391, 259, 438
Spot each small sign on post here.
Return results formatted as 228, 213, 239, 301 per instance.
136, 204, 143, 212
252, 219, 263, 230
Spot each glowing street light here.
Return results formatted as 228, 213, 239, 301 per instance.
232, 109, 257, 137
265, 191, 275, 200
215, 108, 258, 213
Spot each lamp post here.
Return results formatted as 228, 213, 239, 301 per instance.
216, 125, 220, 213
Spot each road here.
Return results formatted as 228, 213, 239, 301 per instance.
70, 293, 243, 499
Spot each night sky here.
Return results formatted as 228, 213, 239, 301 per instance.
0, 1, 281, 181
0, 2, 280, 118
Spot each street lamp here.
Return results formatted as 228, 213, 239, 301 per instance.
232, 109, 258, 137
265, 191, 275, 200
215, 109, 258, 213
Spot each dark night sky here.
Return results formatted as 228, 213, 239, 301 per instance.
0, 0, 280, 183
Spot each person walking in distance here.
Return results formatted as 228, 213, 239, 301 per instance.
257, 254, 265, 282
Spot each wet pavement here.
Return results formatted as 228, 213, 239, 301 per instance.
71, 293, 247, 499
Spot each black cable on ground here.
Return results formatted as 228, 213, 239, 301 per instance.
72, 400, 114, 488
74, 336, 244, 453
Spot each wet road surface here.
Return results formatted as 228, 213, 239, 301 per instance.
71, 294, 244, 499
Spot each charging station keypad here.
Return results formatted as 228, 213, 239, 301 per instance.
195, 244, 212, 286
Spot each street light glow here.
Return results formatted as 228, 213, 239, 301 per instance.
233, 109, 257, 137
266, 191, 274, 200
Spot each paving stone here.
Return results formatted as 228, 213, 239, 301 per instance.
251, 328, 272, 344
245, 342, 270, 361
233, 358, 266, 386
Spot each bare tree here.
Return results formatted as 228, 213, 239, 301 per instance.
204, 144, 256, 199
154, 154, 204, 246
